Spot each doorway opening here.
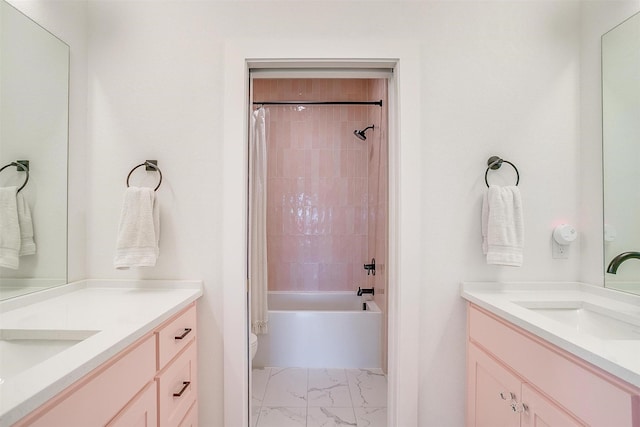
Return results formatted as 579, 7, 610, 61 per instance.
248, 75, 390, 427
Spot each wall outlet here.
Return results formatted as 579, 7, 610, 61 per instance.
552, 240, 569, 259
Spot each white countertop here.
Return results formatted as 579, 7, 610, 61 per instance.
0, 279, 203, 426
461, 282, 640, 389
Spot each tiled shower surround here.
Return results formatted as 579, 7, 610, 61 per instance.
253, 79, 388, 293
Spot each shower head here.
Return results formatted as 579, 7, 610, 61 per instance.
353, 125, 375, 141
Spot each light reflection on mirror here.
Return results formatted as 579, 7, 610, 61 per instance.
602, 11, 640, 295
0, 0, 69, 300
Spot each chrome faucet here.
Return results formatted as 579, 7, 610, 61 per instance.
606, 251, 640, 274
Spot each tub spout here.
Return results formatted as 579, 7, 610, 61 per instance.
357, 287, 374, 296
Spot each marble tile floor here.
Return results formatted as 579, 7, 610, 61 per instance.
252, 367, 387, 427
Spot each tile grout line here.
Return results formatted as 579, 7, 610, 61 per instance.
346, 368, 358, 426
255, 367, 272, 427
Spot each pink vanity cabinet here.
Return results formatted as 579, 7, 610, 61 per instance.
466, 303, 640, 427
14, 303, 198, 427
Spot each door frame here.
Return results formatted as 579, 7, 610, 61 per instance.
222, 39, 422, 427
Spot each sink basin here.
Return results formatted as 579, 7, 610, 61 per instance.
516, 301, 640, 340
0, 329, 98, 383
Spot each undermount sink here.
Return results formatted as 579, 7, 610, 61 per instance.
0, 329, 99, 384
515, 301, 640, 340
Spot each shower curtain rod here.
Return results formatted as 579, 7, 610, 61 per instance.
252, 100, 382, 106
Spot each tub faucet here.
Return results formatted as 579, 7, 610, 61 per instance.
607, 251, 640, 274
357, 287, 374, 296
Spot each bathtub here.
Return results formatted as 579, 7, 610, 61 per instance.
253, 292, 382, 369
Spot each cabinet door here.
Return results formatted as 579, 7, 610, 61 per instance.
108, 381, 158, 427
520, 384, 585, 427
467, 343, 520, 427
178, 401, 198, 427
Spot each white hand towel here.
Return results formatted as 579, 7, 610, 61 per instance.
482, 185, 523, 267
0, 187, 20, 269
114, 186, 160, 269
17, 192, 36, 256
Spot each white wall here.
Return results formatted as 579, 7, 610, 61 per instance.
86, 3, 226, 423
10, 0, 640, 426
419, 2, 584, 424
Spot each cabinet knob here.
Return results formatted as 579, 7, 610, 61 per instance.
499, 392, 515, 401
510, 402, 528, 413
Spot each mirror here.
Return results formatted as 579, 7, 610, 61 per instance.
602, 11, 640, 295
0, 0, 69, 299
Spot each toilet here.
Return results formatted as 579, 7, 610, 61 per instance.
250, 333, 258, 361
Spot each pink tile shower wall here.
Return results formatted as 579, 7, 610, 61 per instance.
253, 79, 383, 292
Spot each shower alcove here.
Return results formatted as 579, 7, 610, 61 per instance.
248, 77, 390, 371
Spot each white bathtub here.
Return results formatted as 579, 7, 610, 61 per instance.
253, 292, 382, 369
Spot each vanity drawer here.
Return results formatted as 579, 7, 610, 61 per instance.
468, 304, 640, 427
157, 339, 198, 427
157, 304, 197, 370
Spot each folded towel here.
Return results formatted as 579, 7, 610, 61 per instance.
114, 186, 160, 269
17, 192, 36, 256
0, 187, 20, 269
482, 185, 523, 267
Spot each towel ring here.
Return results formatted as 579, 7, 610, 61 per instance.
484, 156, 519, 187
0, 161, 29, 193
126, 161, 162, 191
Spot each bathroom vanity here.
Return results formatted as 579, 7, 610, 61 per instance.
462, 282, 640, 427
0, 280, 202, 427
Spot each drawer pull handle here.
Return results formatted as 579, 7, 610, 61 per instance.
499, 392, 515, 401
510, 402, 528, 413
174, 328, 192, 340
173, 381, 191, 397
